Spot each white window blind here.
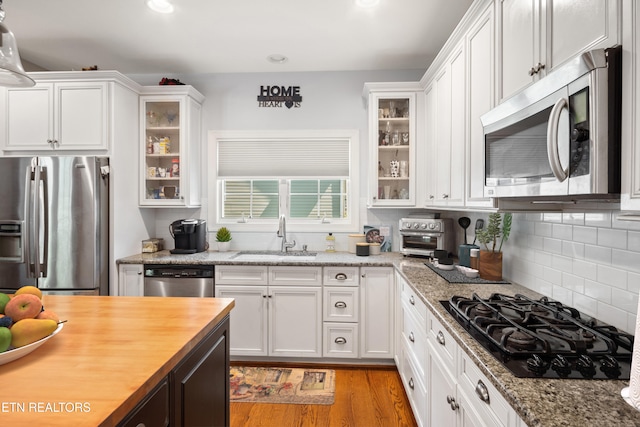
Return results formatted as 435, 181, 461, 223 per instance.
217, 137, 350, 178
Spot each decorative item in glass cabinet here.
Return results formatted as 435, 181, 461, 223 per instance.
165, 110, 178, 126
390, 160, 399, 178
401, 132, 409, 145
146, 110, 161, 126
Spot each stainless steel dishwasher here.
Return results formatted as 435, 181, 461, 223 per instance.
143, 265, 214, 297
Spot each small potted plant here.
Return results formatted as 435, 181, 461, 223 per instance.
215, 227, 232, 252
476, 212, 512, 280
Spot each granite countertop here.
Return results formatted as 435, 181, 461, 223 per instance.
116, 250, 640, 426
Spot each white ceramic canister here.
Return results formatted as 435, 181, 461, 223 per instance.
348, 234, 366, 254
369, 242, 381, 255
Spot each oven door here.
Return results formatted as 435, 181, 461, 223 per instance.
401, 231, 442, 256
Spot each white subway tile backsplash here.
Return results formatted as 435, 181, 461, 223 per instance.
585, 212, 612, 228
573, 293, 598, 318
561, 272, 585, 293
552, 285, 573, 304
584, 244, 612, 263
552, 223, 573, 240
628, 272, 640, 293
573, 226, 598, 245
543, 212, 563, 223
612, 288, 639, 315
596, 301, 628, 332
561, 241, 584, 259
534, 222, 553, 237
627, 231, 640, 252
562, 212, 585, 225
551, 254, 573, 273
584, 279, 612, 304
543, 237, 563, 255
611, 249, 640, 274
596, 264, 628, 290
543, 266, 562, 286
572, 258, 598, 281
597, 228, 627, 249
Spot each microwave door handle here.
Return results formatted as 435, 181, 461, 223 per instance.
547, 97, 569, 182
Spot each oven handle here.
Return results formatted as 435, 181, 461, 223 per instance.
401, 231, 442, 238
547, 97, 569, 182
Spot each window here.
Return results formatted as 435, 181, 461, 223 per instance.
209, 130, 359, 232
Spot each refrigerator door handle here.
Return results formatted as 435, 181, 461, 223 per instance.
26, 158, 40, 278
23, 162, 32, 276
39, 166, 49, 278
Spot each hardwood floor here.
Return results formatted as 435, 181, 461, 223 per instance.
230, 364, 417, 427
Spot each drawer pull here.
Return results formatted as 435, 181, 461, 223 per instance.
334, 301, 347, 309
475, 380, 490, 403
436, 330, 445, 346
409, 332, 415, 343
335, 273, 347, 280
409, 295, 415, 305
334, 337, 347, 344
408, 378, 414, 390
446, 395, 459, 411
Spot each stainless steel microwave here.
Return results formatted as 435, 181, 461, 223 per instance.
480, 46, 621, 199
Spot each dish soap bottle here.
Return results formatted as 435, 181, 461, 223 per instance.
326, 233, 335, 252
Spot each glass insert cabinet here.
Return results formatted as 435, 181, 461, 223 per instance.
139, 86, 204, 207
364, 83, 419, 207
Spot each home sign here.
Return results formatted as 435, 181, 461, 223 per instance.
257, 85, 302, 109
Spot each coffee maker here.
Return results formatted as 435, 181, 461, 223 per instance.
169, 219, 208, 254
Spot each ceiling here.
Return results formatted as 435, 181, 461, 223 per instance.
5, 0, 473, 75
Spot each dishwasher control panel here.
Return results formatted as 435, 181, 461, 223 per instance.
144, 265, 214, 278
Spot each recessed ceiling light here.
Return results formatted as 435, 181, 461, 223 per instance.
267, 54, 288, 64
355, 0, 380, 7
146, 0, 174, 14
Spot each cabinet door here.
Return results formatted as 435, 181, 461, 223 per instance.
2, 83, 53, 150
172, 317, 229, 427
118, 377, 169, 427
55, 82, 109, 150
118, 264, 143, 296
360, 267, 394, 358
466, 4, 494, 208
215, 285, 267, 356
424, 82, 437, 205
429, 347, 458, 427
497, 0, 539, 101
269, 286, 322, 357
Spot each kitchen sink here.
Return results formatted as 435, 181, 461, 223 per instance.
231, 250, 317, 261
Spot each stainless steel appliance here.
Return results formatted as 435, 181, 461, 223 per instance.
143, 265, 214, 297
481, 46, 621, 199
399, 217, 454, 258
169, 219, 208, 254
442, 293, 633, 379
0, 156, 109, 295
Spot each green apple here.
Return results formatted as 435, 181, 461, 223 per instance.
0, 327, 11, 352
0, 293, 10, 314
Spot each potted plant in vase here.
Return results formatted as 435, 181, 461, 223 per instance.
476, 212, 512, 281
215, 227, 232, 252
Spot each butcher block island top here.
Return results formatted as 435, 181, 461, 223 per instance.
0, 295, 234, 427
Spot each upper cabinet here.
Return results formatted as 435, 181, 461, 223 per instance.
497, 0, 621, 101
364, 82, 421, 208
139, 86, 204, 208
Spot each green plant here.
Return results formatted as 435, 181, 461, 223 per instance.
215, 227, 232, 242
476, 212, 512, 253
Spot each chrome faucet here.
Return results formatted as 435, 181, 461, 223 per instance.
277, 214, 296, 252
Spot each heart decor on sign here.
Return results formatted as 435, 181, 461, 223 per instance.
285, 100, 294, 109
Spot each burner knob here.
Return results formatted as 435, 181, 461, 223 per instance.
576, 355, 596, 378
600, 355, 622, 379
526, 354, 549, 376
550, 355, 572, 377
403, 222, 411, 229
428, 223, 437, 230
420, 223, 427, 229
413, 223, 420, 229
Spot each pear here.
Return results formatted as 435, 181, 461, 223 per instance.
0, 327, 11, 352
10, 318, 57, 348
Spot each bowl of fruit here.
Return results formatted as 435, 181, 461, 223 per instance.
0, 286, 64, 365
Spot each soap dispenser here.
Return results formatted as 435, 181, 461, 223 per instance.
326, 233, 335, 252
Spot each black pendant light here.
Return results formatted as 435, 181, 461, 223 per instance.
0, 0, 34, 87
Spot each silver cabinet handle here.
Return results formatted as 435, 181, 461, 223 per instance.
335, 273, 347, 280
475, 380, 490, 403
436, 330, 445, 346
408, 378, 414, 390
442, 194, 449, 199
334, 337, 347, 344
409, 295, 415, 305
409, 332, 415, 343
334, 301, 347, 309
446, 395, 459, 411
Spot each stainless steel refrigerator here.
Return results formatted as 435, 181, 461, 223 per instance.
0, 156, 109, 295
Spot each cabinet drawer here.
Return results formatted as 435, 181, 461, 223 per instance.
427, 312, 456, 372
119, 377, 169, 427
323, 323, 359, 358
269, 266, 322, 286
323, 266, 360, 286
400, 279, 427, 324
458, 351, 512, 427
323, 287, 359, 322
215, 265, 268, 285
401, 301, 427, 378
400, 342, 427, 427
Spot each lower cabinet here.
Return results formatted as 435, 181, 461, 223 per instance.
118, 316, 230, 427
360, 266, 395, 359
323, 266, 360, 358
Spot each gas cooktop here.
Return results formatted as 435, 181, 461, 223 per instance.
442, 293, 634, 380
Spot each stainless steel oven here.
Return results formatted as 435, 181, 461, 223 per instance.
399, 218, 454, 258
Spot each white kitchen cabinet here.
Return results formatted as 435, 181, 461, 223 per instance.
465, 2, 495, 209
425, 41, 466, 208
139, 85, 204, 208
497, 0, 621, 101
118, 264, 143, 296
323, 266, 360, 359
621, 0, 640, 212
1, 79, 111, 152
363, 82, 421, 208
360, 266, 394, 359
215, 265, 322, 358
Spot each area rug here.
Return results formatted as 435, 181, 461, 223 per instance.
230, 366, 335, 405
